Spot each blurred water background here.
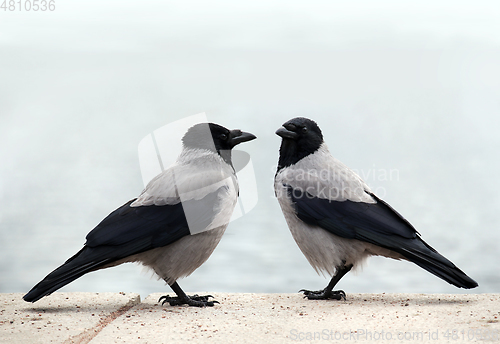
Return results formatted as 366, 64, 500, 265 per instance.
1, 1, 499, 300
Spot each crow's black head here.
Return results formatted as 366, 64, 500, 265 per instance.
183, 123, 256, 164
276, 117, 323, 171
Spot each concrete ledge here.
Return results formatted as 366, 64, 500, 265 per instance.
0, 292, 140, 344
1, 293, 499, 343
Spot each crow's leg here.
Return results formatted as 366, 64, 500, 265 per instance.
300, 263, 353, 300
158, 281, 219, 307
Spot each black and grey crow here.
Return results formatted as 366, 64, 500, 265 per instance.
274, 117, 477, 300
24, 123, 256, 307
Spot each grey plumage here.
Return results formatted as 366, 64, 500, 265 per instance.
275, 143, 403, 275
23, 123, 256, 307
274, 117, 477, 300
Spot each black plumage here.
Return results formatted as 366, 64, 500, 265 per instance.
288, 186, 478, 289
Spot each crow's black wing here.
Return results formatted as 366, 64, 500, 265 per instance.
287, 185, 417, 241
24, 186, 226, 302
286, 185, 478, 289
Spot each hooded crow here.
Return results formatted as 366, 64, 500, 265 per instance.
274, 117, 477, 300
24, 123, 256, 307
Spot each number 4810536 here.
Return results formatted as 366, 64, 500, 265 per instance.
1, 0, 56, 11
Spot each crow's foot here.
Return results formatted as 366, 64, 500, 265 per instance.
158, 294, 218, 307
299, 288, 346, 300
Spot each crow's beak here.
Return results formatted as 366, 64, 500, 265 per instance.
229, 130, 257, 147
276, 126, 298, 140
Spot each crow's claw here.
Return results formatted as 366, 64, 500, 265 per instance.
158, 294, 218, 307
299, 288, 346, 300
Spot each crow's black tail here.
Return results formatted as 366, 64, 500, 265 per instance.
398, 237, 478, 289
23, 246, 114, 303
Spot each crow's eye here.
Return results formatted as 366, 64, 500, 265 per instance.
220, 133, 228, 140
301, 127, 308, 133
